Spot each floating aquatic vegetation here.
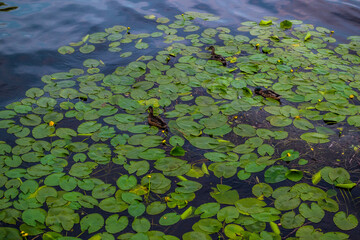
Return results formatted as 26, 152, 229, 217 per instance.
0, 11, 360, 240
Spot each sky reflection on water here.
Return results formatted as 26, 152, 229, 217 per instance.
0, 0, 359, 104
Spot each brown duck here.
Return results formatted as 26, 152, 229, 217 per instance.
147, 106, 167, 129
208, 46, 227, 66
255, 87, 281, 100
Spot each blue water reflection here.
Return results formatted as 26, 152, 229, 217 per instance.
0, 0, 359, 104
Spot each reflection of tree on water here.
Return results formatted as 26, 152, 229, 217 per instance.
0, 2, 18, 12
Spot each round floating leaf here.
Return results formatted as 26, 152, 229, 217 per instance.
45, 207, 79, 231
267, 115, 292, 127
69, 162, 98, 178
217, 206, 239, 223
80, 213, 104, 234
176, 181, 202, 193
99, 197, 128, 213
26, 88, 45, 98
116, 175, 137, 190
285, 169, 303, 182
235, 198, 266, 215
132, 217, 150, 233
300, 132, 329, 143
80, 44, 95, 53
280, 211, 305, 229
333, 211, 358, 231
92, 184, 116, 199
159, 213, 181, 226
32, 124, 55, 139
299, 203, 324, 223
195, 202, 220, 218
195, 218, 222, 234
77, 121, 102, 134
252, 183, 273, 198
128, 203, 146, 217
105, 215, 128, 234
295, 225, 324, 239
264, 165, 288, 183
347, 115, 360, 127
22, 208, 47, 226
146, 201, 166, 215
233, 124, 256, 137
58, 46, 75, 54
183, 231, 211, 240
293, 118, 314, 130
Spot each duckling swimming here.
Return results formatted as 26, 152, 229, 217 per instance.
255, 87, 281, 100
207, 46, 227, 66
147, 106, 167, 129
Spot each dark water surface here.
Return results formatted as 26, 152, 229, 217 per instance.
1, 0, 360, 105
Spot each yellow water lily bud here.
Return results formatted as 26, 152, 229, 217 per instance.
127, 27, 131, 30
277, 59, 281, 63
162, 139, 166, 144
287, 153, 291, 157
49, 121, 55, 126
331, 30, 334, 34
22, 233, 29, 237
318, 99, 321, 102
20, 231, 25, 234
290, 69, 293, 73
349, 94, 354, 99
147, 175, 152, 178
311, 148, 314, 151
294, 116, 301, 119
164, 196, 170, 202
255, 43, 260, 47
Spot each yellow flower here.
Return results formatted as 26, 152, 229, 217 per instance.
49, 121, 55, 127
127, 27, 131, 30
162, 130, 165, 133
349, 94, 354, 99
164, 196, 170, 202
287, 153, 291, 157
22, 233, 29, 237
318, 99, 321, 102
311, 148, 314, 151
255, 43, 260, 47
290, 69, 293, 73
20, 231, 25, 234
294, 116, 301, 119
233, 116, 238, 119
331, 30, 334, 34
162, 139, 166, 144
229, 57, 237, 63
277, 59, 281, 63
147, 175, 152, 178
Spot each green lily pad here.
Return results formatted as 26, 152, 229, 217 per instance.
159, 213, 181, 226
80, 213, 104, 234
333, 212, 358, 230
105, 215, 128, 234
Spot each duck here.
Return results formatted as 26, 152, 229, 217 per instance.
255, 87, 281, 100
207, 46, 227, 66
147, 106, 168, 129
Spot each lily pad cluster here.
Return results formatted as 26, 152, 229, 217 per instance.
0, 12, 359, 240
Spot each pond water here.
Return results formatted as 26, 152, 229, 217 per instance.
0, 0, 360, 239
